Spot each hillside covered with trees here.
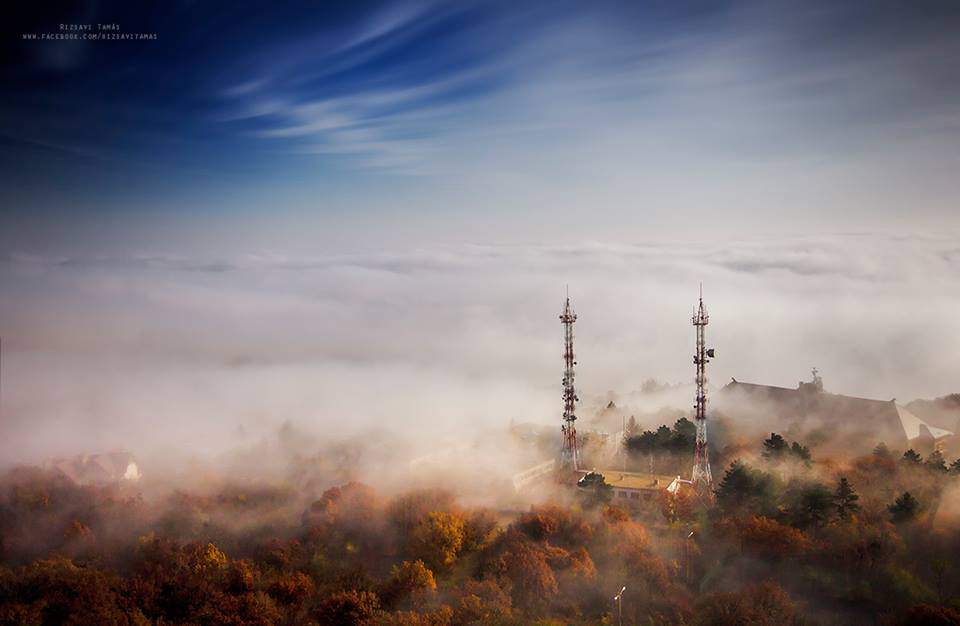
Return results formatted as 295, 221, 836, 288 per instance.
3, 428, 960, 625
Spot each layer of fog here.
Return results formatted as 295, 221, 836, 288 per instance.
1, 233, 959, 482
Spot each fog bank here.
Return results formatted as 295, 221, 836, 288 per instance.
1, 232, 958, 467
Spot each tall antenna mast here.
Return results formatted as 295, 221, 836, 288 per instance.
560, 289, 579, 471
691, 284, 715, 491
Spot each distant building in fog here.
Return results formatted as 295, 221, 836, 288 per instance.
45, 451, 141, 486
716, 370, 954, 449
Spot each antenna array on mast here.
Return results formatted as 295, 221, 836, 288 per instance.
691, 285, 715, 491
559, 291, 579, 471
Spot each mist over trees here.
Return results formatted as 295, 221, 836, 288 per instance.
3, 416, 960, 625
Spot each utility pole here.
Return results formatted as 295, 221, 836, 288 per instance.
691, 285, 715, 493
613, 585, 625, 626
559, 288, 579, 471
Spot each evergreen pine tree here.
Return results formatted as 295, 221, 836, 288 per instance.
762, 433, 788, 460
833, 476, 860, 519
790, 441, 812, 464
901, 449, 922, 464
925, 449, 948, 472
889, 491, 920, 523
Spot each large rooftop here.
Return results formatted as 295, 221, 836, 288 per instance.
581, 469, 679, 491
717, 378, 954, 443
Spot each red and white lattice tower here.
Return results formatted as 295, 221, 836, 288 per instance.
559, 291, 579, 471
691, 285, 715, 491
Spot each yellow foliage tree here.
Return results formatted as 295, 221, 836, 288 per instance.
411, 511, 466, 570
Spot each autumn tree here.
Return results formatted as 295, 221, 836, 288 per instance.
695, 581, 803, 626
514, 505, 593, 549
392, 560, 436, 593
659, 487, 696, 523
1, 557, 139, 625
817, 517, 904, 573
452, 579, 514, 624
499, 542, 559, 613
314, 590, 381, 626
226, 559, 257, 593
381, 560, 436, 610
736, 516, 813, 560
462, 509, 498, 552
410, 511, 466, 571
267, 571, 315, 606
200, 591, 281, 624
387, 490, 456, 536
188, 542, 228, 577
517, 511, 560, 541
592, 507, 648, 567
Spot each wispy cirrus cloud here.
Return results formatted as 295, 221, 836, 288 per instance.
204, 0, 960, 193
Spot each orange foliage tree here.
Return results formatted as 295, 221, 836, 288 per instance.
695, 581, 803, 626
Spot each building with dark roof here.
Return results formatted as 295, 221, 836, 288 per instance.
715, 371, 953, 450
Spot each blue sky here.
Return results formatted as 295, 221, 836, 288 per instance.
3, 0, 960, 254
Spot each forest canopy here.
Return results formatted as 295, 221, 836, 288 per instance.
3, 425, 960, 625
